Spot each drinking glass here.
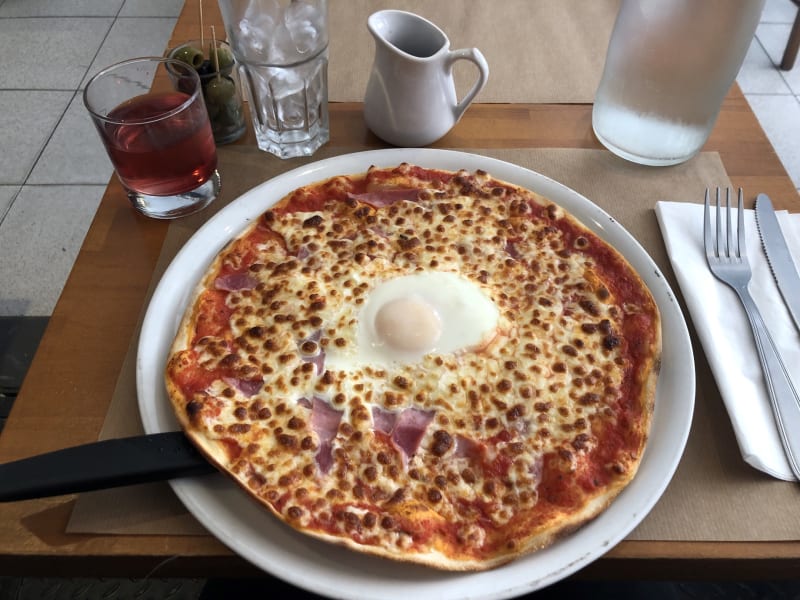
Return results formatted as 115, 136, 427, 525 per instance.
218, 0, 329, 158
84, 57, 221, 219
168, 39, 247, 145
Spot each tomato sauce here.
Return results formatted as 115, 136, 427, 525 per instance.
193, 290, 234, 342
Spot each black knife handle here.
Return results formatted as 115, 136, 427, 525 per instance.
0, 431, 216, 502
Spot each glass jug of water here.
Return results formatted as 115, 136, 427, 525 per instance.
592, 0, 764, 166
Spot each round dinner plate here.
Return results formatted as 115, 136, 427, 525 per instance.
137, 148, 695, 600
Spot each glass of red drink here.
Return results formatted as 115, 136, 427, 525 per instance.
83, 57, 220, 219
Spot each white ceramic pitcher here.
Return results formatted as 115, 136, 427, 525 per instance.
364, 10, 489, 147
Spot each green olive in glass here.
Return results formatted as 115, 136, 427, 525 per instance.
168, 39, 246, 145
172, 45, 204, 69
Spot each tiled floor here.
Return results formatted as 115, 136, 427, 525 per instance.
0, 0, 184, 317
1, 0, 800, 319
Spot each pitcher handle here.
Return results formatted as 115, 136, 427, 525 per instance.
446, 48, 490, 121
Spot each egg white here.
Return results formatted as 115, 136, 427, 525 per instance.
325, 271, 500, 369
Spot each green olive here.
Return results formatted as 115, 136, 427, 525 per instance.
208, 45, 235, 71
221, 100, 243, 125
204, 76, 236, 105
173, 45, 204, 68
205, 100, 221, 120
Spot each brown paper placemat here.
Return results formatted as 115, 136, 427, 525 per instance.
68, 147, 800, 541
327, 0, 620, 103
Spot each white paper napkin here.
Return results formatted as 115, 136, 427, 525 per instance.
656, 201, 800, 481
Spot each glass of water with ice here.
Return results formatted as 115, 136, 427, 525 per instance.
219, 0, 329, 158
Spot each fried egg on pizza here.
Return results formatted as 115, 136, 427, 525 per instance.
165, 163, 661, 571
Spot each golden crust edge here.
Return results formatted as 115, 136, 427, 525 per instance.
165, 418, 651, 572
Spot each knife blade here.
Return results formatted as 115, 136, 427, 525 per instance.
0, 431, 216, 502
754, 193, 800, 334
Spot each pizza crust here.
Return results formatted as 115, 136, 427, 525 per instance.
164, 164, 661, 571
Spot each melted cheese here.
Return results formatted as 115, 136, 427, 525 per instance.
168, 166, 655, 567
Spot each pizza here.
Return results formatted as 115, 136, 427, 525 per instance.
165, 163, 661, 571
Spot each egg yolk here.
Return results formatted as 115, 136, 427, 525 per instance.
373, 296, 443, 353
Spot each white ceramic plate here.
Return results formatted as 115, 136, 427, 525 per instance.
137, 148, 694, 599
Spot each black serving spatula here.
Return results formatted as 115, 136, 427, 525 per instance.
0, 431, 216, 502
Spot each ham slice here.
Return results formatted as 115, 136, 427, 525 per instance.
372, 406, 434, 463
348, 188, 420, 208
223, 377, 263, 397
453, 434, 484, 460
392, 408, 435, 459
505, 240, 522, 260
530, 455, 544, 482
214, 273, 258, 291
309, 397, 343, 474
371, 406, 396, 435
308, 330, 322, 342
368, 226, 388, 238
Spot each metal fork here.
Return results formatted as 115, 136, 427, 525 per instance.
704, 188, 800, 481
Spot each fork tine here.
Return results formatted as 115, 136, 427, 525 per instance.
725, 187, 733, 259
715, 187, 723, 258
703, 188, 713, 258
736, 187, 745, 259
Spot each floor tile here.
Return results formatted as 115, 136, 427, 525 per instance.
0, 185, 105, 317
0, 18, 113, 90
120, 0, 184, 18
0, 0, 123, 17
0, 91, 73, 185
761, 0, 798, 23
756, 22, 792, 64
737, 37, 793, 94
80, 17, 179, 88
757, 23, 800, 93
745, 93, 800, 188
28, 94, 114, 186
783, 69, 800, 97
0, 186, 19, 220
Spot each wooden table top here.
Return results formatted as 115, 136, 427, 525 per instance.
1, 0, 799, 585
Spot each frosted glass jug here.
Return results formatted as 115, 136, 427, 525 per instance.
592, 0, 764, 166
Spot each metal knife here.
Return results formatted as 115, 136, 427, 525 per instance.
754, 193, 800, 334
0, 431, 216, 502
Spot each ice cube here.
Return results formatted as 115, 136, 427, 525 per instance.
220, 0, 285, 62
235, 16, 273, 57
284, 0, 327, 54
265, 21, 297, 63
287, 21, 319, 54
268, 70, 308, 129
284, 0, 319, 23
244, 0, 280, 23
270, 69, 304, 99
